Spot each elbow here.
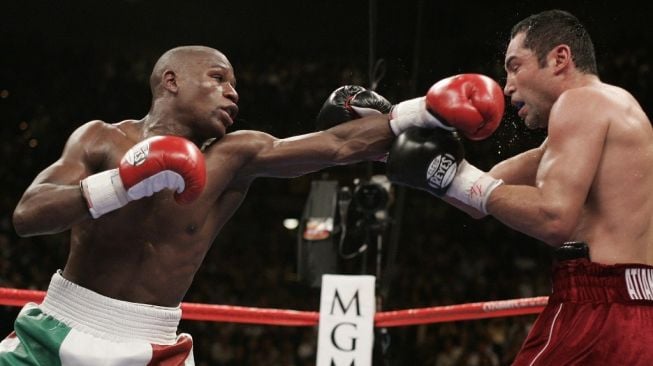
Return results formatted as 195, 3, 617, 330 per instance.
12, 207, 30, 237
12, 206, 40, 238
538, 214, 577, 247
541, 232, 571, 247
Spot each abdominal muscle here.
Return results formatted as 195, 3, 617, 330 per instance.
62, 191, 232, 307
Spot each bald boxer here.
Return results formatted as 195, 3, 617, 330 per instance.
1, 46, 500, 364
389, 10, 653, 365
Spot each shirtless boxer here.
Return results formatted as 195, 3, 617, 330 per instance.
1, 46, 501, 365
387, 10, 653, 365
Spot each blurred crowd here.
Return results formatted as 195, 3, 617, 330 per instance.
0, 39, 650, 365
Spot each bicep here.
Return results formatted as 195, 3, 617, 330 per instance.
13, 122, 107, 235
29, 158, 89, 189
489, 141, 547, 185
236, 130, 343, 179
24, 122, 102, 191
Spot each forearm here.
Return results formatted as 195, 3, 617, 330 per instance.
13, 183, 90, 237
326, 114, 394, 164
440, 155, 541, 219
242, 115, 394, 179
442, 196, 486, 219
486, 184, 569, 245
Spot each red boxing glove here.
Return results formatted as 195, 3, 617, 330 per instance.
81, 136, 206, 218
426, 74, 505, 140
390, 74, 504, 141
119, 136, 206, 204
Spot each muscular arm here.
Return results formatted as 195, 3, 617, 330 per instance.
488, 139, 546, 185
235, 114, 393, 179
485, 90, 608, 245
13, 121, 104, 236
442, 141, 548, 218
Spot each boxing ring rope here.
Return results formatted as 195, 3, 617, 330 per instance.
0, 287, 547, 327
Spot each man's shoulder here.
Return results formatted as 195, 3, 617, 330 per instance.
72, 119, 142, 143
558, 83, 630, 109
74, 119, 130, 135
63, 120, 143, 165
200, 130, 277, 184
553, 85, 615, 124
557, 85, 600, 104
204, 130, 274, 154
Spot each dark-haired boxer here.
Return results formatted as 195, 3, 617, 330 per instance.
387, 10, 653, 365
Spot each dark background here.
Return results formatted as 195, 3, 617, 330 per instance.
1, 1, 651, 365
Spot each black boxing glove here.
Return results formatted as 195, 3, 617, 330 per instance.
387, 127, 504, 215
386, 127, 465, 196
316, 85, 392, 130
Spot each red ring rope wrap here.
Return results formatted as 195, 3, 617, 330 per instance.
0, 287, 547, 327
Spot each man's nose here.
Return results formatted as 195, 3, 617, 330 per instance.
224, 83, 239, 103
503, 78, 515, 96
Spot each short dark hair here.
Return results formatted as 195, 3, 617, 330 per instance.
511, 9, 598, 75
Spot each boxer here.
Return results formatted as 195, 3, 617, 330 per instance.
388, 10, 653, 365
2, 45, 501, 364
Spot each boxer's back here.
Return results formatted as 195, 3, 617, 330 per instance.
573, 84, 653, 264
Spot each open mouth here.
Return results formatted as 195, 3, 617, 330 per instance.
513, 101, 526, 117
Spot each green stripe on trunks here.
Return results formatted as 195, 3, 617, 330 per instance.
0, 304, 70, 366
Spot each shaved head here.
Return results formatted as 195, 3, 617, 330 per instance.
149, 46, 231, 98
144, 45, 238, 140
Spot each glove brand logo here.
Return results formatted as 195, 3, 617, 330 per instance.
426, 154, 457, 190
125, 141, 150, 166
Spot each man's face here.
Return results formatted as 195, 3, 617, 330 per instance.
176, 51, 239, 138
503, 32, 555, 130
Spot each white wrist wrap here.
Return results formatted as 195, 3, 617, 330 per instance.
126, 171, 185, 201
445, 160, 503, 215
80, 169, 129, 219
389, 97, 456, 135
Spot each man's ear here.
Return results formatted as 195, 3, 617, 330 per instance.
550, 44, 572, 74
163, 70, 178, 93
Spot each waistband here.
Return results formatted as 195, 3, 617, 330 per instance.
40, 271, 182, 344
551, 258, 653, 304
